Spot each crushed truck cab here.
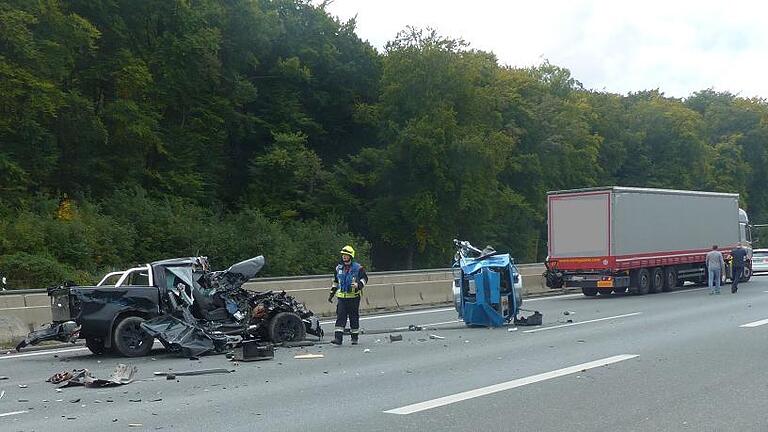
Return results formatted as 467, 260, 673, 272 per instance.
452, 240, 525, 327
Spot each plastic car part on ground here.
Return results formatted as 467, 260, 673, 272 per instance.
47, 364, 137, 388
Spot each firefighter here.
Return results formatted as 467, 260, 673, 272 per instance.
328, 245, 368, 345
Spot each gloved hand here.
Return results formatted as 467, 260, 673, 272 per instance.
351, 282, 359, 291
327, 293, 335, 303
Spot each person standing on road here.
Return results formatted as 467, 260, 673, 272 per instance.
328, 245, 368, 345
730, 242, 748, 294
706, 245, 725, 295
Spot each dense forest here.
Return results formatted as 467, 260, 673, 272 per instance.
2, 0, 768, 287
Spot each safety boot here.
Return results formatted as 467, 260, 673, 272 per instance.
351, 333, 359, 345
331, 332, 343, 345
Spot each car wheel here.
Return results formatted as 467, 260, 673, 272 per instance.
581, 287, 598, 297
112, 316, 153, 357
85, 337, 108, 356
267, 312, 306, 342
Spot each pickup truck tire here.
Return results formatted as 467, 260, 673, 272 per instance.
267, 312, 306, 343
113, 316, 154, 357
85, 337, 108, 356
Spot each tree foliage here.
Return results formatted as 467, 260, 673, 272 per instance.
2, 1, 768, 286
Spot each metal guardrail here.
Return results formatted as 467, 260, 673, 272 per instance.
0, 263, 546, 295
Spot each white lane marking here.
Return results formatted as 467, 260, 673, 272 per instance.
668, 287, 708, 294
0, 348, 88, 361
319, 293, 584, 324
418, 320, 462, 327
526, 293, 583, 301
0, 410, 28, 418
320, 307, 455, 324
522, 312, 642, 334
740, 318, 768, 328
384, 354, 639, 415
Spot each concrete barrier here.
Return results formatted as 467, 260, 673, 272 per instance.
1, 306, 52, 331
0, 295, 25, 309
285, 288, 335, 316
24, 293, 50, 307
361, 284, 398, 311
394, 280, 452, 307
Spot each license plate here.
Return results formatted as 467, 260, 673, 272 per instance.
597, 280, 613, 288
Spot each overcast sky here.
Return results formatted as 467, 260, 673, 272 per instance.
325, 0, 768, 99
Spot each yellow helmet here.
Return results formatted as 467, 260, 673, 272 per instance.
340, 245, 355, 258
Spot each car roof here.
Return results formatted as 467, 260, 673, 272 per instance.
150, 257, 197, 267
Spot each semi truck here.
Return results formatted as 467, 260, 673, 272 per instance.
544, 187, 754, 296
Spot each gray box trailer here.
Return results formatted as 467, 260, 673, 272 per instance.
544, 187, 753, 296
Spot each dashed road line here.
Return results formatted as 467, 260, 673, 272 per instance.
522, 312, 643, 333
384, 354, 639, 414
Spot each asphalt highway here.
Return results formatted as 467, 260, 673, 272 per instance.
2, 278, 768, 431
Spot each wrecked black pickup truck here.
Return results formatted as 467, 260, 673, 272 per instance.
16, 256, 323, 357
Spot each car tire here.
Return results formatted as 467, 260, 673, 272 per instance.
267, 312, 306, 343
112, 316, 153, 357
581, 287, 598, 297
85, 337, 108, 356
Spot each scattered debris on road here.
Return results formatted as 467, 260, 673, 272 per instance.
514, 311, 543, 326
388, 334, 403, 342
47, 364, 137, 388
0, 376, 9, 380
508, 327, 518, 332
363, 349, 371, 353
428, 334, 445, 340
232, 341, 274, 362
0, 390, 5, 400
293, 353, 324, 359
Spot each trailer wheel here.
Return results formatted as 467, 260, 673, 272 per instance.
581, 287, 598, 297
112, 316, 153, 357
630, 269, 650, 295
650, 267, 664, 293
663, 267, 677, 292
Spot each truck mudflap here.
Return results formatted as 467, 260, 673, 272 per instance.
15, 321, 80, 351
